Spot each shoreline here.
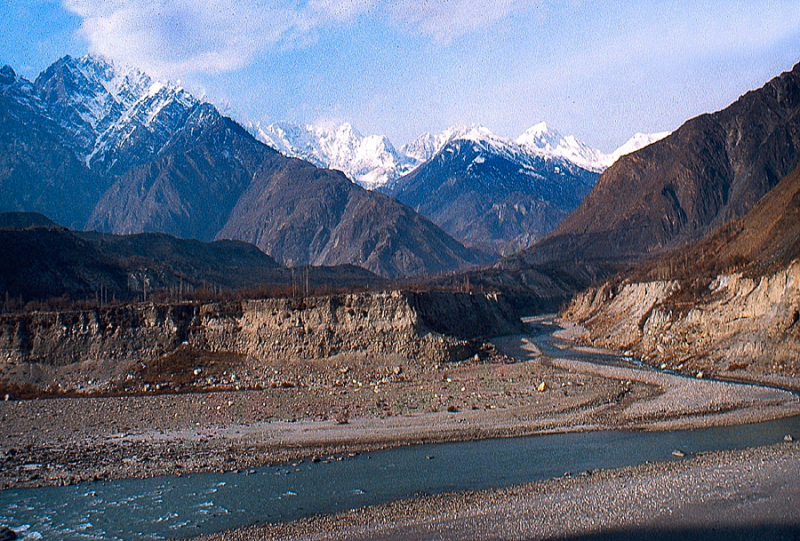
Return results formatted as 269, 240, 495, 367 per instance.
193, 442, 800, 541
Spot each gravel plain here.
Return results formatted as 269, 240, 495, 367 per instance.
2, 322, 799, 540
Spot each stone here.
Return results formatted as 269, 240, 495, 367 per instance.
785, 434, 794, 442
537, 382, 547, 392
672, 449, 685, 457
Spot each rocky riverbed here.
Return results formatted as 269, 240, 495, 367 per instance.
2, 319, 797, 491
202, 442, 800, 541
1, 313, 799, 541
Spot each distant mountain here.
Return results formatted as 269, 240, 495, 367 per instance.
0, 212, 383, 302
386, 126, 598, 256
603, 132, 671, 166
507, 61, 800, 272
255, 120, 668, 191
515, 122, 608, 173
255, 121, 419, 190
0, 55, 487, 278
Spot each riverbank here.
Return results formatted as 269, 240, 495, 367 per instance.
2, 323, 798, 490
198, 442, 800, 541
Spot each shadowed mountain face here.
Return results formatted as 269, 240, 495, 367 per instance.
508, 62, 800, 271
387, 138, 597, 256
628, 161, 800, 283
86, 105, 272, 242
0, 213, 383, 302
0, 56, 486, 278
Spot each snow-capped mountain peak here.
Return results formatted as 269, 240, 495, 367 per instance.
255, 118, 671, 190
401, 132, 438, 163
605, 131, 671, 164
256, 120, 416, 190
27, 54, 202, 172
516, 121, 558, 148
516, 122, 608, 173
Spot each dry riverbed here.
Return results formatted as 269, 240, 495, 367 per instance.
2, 322, 798, 494
2, 320, 800, 540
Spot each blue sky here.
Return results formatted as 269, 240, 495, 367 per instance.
2, 0, 800, 151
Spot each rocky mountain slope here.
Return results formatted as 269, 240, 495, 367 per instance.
510, 61, 800, 272
0, 213, 382, 304
562, 149, 800, 386
0, 55, 486, 278
386, 126, 598, 256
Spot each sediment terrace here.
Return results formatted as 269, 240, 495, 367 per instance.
0, 290, 522, 396
562, 260, 800, 389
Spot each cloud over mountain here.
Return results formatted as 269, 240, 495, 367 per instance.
62, 0, 376, 77
61, 0, 541, 77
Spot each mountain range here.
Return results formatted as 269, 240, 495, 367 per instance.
255, 119, 669, 191
257, 121, 668, 255
0, 55, 489, 278
385, 126, 599, 255
419, 60, 800, 312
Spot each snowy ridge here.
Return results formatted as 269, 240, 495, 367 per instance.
27, 54, 200, 170
516, 122, 609, 173
258, 119, 671, 189
256, 121, 418, 190
604, 131, 672, 165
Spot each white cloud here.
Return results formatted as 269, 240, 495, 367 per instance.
62, 0, 376, 77
62, 0, 531, 77
389, 0, 528, 43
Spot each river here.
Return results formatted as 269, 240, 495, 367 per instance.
1, 321, 797, 540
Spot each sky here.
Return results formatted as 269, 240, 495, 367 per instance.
2, 0, 799, 152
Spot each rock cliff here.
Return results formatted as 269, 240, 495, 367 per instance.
0, 291, 522, 396
562, 261, 800, 384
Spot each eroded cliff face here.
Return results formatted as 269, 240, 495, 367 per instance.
562, 261, 800, 382
0, 291, 522, 396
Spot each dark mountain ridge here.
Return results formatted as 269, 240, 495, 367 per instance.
0, 55, 486, 278
508, 61, 800, 272
625, 160, 800, 285
387, 137, 597, 256
0, 212, 383, 304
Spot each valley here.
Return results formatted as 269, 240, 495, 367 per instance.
2, 47, 800, 541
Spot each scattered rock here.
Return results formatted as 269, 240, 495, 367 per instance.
785, 434, 794, 442
672, 449, 686, 458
